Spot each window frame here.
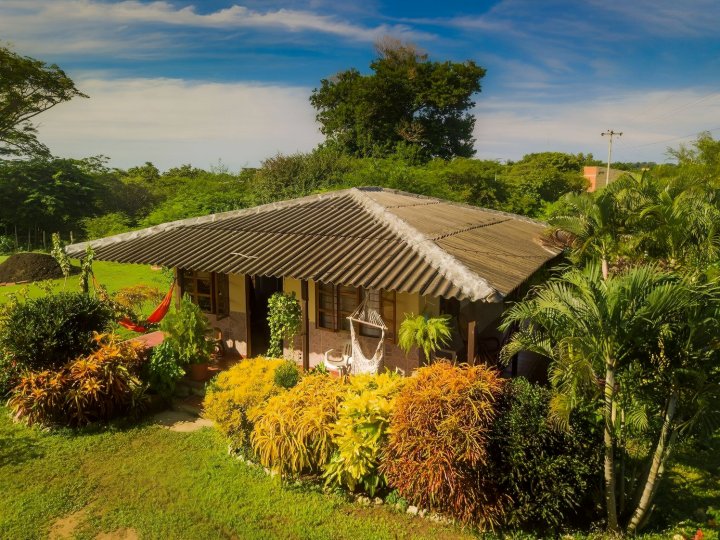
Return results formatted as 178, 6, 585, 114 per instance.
179, 269, 229, 319
315, 283, 395, 342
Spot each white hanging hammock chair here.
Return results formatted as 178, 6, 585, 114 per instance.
347, 296, 387, 374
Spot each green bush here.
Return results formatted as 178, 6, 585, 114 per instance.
142, 341, 185, 400
160, 294, 213, 365
0, 292, 114, 370
0, 350, 23, 397
489, 377, 602, 532
273, 360, 300, 389
323, 372, 405, 496
0, 234, 14, 254
203, 357, 286, 453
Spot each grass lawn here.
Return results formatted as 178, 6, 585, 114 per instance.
0, 256, 169, 306
0, 409, 471, 540
0, 409, 717, 540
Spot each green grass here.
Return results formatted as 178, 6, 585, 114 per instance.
0, 256, 169, 306
0, 410, 470, 540
0, 410, 717, 540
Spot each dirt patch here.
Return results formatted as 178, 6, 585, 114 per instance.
48, 508, 88, 539
0, 252, 78, 283
96, 528, 139, 540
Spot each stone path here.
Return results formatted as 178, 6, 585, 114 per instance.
150, 409, 213, 432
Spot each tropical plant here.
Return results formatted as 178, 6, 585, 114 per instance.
266, 292, 302, 358
381, 361, 506, 526
50, 232, 71, 286
0, 350, 24, 397
8, 332, 145, 427
203, 357, 285, 453
160, 294, 213, 365
250, 373, 345, 478
142, 341, 185, 400
273, 359, 300, 389
500, 263, 720, 533
397, 313, 452, 362
490, 377, 602, 531
0, 292, 114, 370
323, 372, 405, 496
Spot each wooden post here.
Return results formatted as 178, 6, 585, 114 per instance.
245, 275, 253, 358
467, 321, 476, 365
301, 280, 310, 371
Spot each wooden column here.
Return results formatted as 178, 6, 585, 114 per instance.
301, 280, 310, 371
467, 321, 476, 365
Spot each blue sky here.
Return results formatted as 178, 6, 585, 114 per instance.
1, 0, 719, 170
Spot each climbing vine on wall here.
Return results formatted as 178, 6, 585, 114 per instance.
266, 292, 302, 358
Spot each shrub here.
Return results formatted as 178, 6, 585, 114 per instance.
142, 341, 185, 400
0, 235, 14, 255
0, 292, 114, 370
160, 294, 213, 365
397, 313, 452, 360
324, 372, 405, 496
250, 373, 344, 478
204, 357, 285, 453
8, 333, 146, 427
273, 360, 300, 389
490, 377, 602, 532
0, 350, 24, 397
381, 361, 506, 527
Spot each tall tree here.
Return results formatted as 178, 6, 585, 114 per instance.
0, 46, 87, 158
310, 38, 486, 160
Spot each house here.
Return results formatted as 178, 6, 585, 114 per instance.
66, 187, 560, 374
583, 165, 626, 192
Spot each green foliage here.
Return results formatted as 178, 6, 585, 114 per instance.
250, 373, 344, 478
0, 235, 14, 254
8, 332, 145, 427
78, 245, 94, 294
381, 362, 506, 527
397, 313, 452, 360
142, 341, 184, 400
273, 360, 300, 389
160, 294, 213, 365
323, 372, 405, 496
0, 45, 87, 157
490, 377, 602, 531
310, 39, 485, 160
266, 291, 302, 358
0, 350, 23, 397
0, 292, 114, 370
50, 232, 71, 285
203, 357, 286, 453
82, 212, 132, 239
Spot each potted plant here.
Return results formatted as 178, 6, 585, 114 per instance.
160, 294, 214, 381
397, 313, 452, 365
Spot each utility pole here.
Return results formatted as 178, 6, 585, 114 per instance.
601, 130, 622, 186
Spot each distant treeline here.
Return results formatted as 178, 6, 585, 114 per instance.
0, 140, 694, 251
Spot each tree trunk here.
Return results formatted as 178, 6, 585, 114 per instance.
626, 392, 678, 534
602, 257, 609, 280
604, 364, 620, 532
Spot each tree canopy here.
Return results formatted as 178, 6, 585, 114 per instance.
0, 46, 87, 158
310, 39, 486, 160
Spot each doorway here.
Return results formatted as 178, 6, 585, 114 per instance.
246, 275, 283, 357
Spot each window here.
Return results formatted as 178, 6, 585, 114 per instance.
179, 269, 229, 318
316, 283, 395, 341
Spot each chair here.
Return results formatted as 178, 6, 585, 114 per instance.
324, 342, 353, 375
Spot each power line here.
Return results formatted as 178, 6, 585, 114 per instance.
601, 130, 622, 184
626, 126, 720, 150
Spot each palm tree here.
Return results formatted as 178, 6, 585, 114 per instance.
500, 264, 720, 533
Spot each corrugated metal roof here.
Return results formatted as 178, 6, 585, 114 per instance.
66, 187, 560, 302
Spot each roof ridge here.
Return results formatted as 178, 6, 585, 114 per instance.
348, 188, 503, 302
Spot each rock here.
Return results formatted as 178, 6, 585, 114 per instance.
418, 509, 426, 518
373, 497, 383, 505
672, 535, 685, 540
357, 496, 371, 506
406, 505, 418, 515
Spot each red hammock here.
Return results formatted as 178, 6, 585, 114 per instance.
119, 282, 175, 333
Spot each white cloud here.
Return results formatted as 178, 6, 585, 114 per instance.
0, 0, 435, 56
35, 78, 324, 170
474, 89, 720, 163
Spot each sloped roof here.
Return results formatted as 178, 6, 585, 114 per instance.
66, 187, 559, 302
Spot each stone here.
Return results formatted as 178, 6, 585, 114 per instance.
373, 497, 383, 505
406, 505, 418, 515
418, 509, 426, 518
